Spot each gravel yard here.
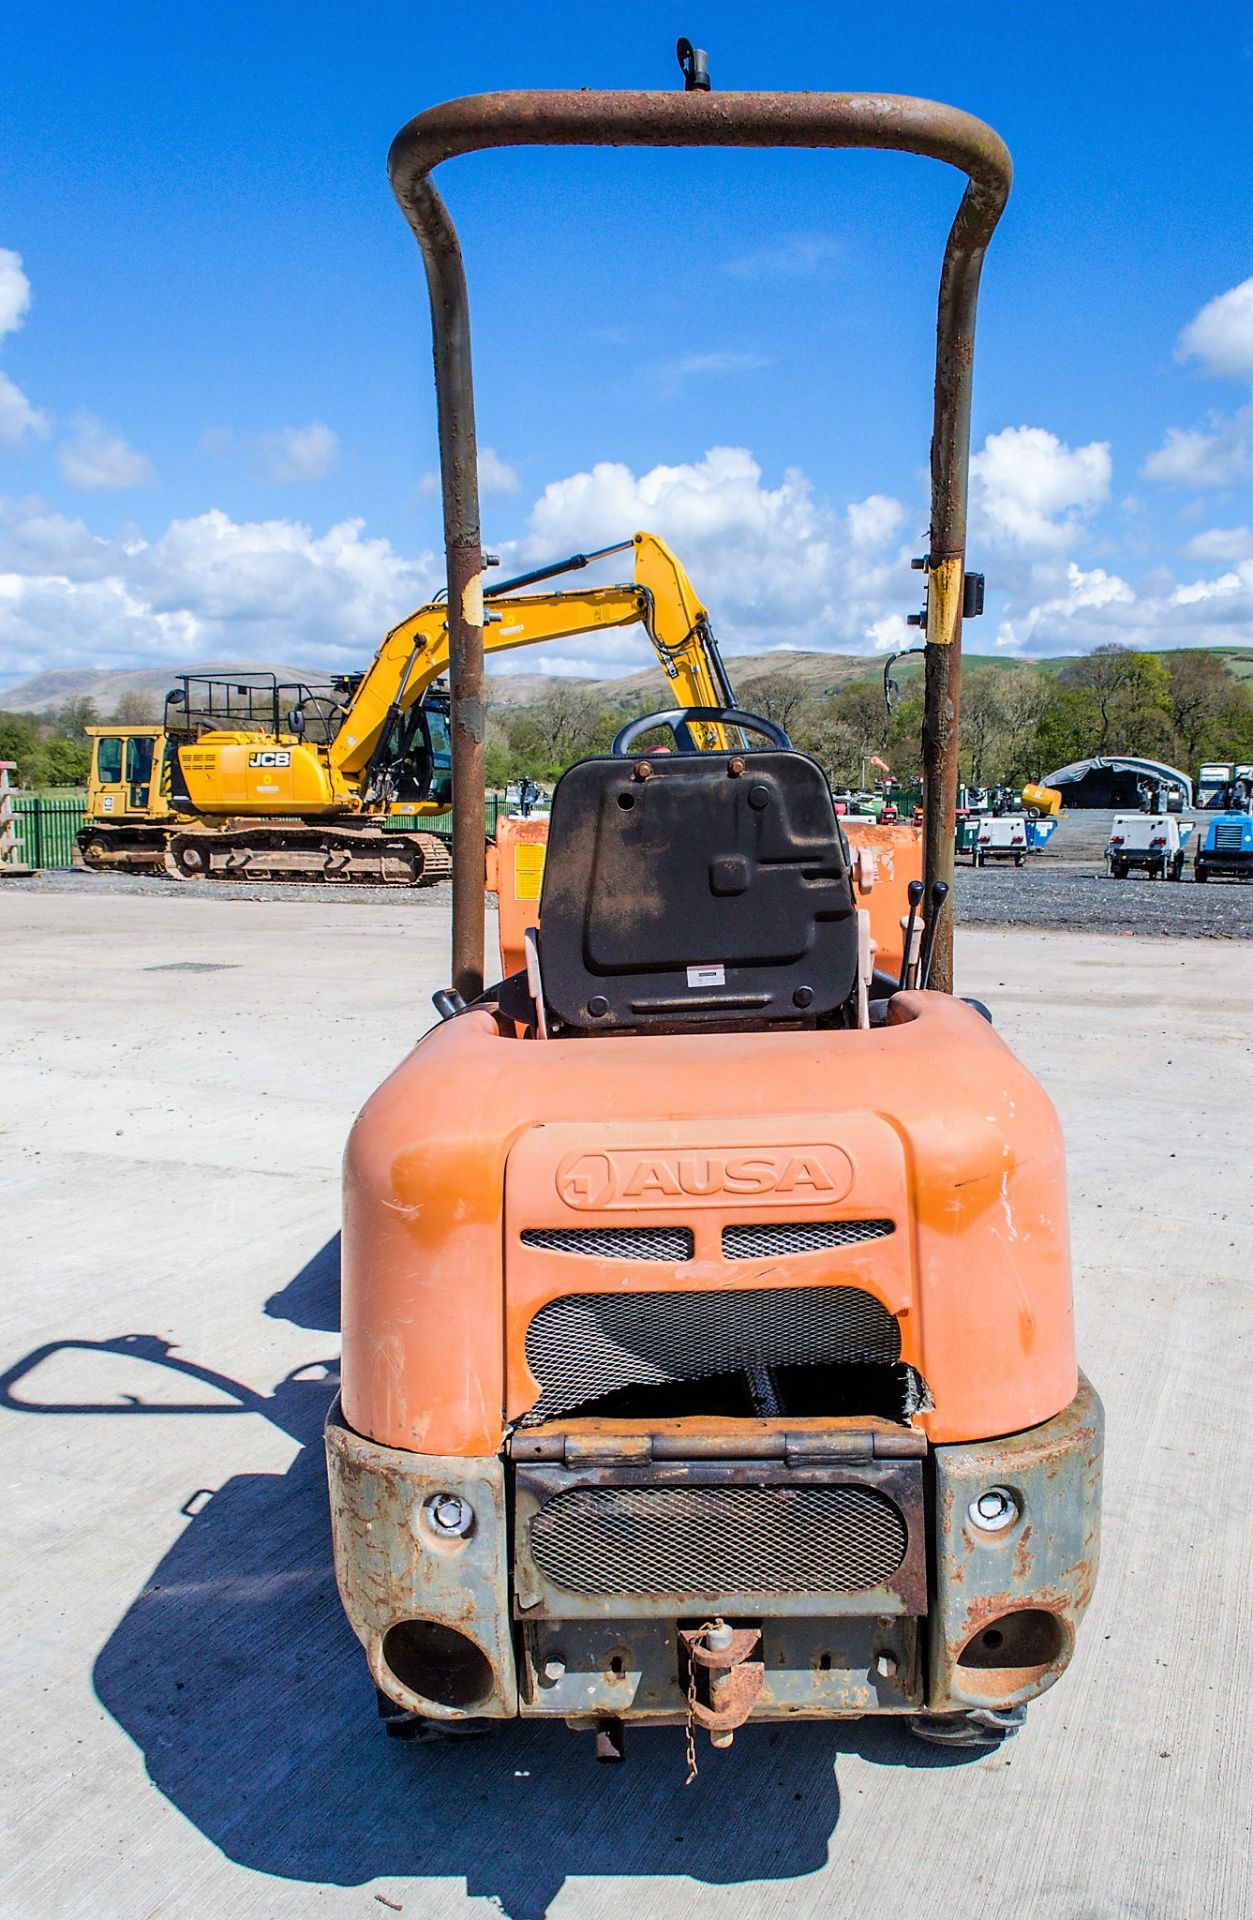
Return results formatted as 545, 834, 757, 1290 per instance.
12, 856, 1253, 940
953, 860, 1253, 938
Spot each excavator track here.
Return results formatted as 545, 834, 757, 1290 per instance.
162, 824, 453, 887
75, 828, 169, 875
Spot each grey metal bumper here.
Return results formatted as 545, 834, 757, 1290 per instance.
325, 1376, 1102, 1723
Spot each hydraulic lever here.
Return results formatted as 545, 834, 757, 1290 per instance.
919, 882, 950, 989
899, 879, 926, 991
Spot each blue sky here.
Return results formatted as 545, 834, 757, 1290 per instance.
1, 0, 1251, 685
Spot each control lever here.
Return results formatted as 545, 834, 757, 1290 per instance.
899, 879, 926, 991
431, 989, 467, 1023
919, 881, 950, 989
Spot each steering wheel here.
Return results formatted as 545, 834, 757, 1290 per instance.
610, 706, 791, 756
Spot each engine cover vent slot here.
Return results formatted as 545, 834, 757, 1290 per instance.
522, 1285, 901, 1424
722, 1218, 895, 1260
520, 1226, 694, 1262
529, 1482, 908, 1596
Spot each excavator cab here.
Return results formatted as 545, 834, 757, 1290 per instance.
381, 691, 453, 808
325, 69, 1103, 1767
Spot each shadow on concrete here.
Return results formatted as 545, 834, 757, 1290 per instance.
265, 1232, 341, 1333
1, 1236, 974, 1918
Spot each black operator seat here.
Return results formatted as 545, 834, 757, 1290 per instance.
536, 736, 860, 1033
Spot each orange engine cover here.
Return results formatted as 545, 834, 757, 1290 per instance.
342, 993, 1076, 1457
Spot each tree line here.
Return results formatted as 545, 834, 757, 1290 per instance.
3, 649, 1250, 794
487, 647, 1253, 792
0, 692, 159, 789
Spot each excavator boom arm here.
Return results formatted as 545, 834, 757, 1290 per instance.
328, 532, 736, 777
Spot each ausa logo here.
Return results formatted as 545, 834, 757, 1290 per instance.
556, 1144, 853, 1211
248, 750, 291, 768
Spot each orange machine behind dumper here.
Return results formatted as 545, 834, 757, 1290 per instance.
489, 812, 924, 984
324, 72, 1102, 1764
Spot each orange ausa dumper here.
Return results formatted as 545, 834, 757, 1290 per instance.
325, 66, 1102, 1763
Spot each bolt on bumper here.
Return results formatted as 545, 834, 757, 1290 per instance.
325, 1374, 1102, 1724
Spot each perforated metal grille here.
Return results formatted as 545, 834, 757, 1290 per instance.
722, 1218, 895, 1260
522, 1285, 901, 1423
529, 1482, 908, 1595
520, 1226, 694, 1262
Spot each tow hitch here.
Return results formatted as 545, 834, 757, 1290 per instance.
680, 1620, 765, 1778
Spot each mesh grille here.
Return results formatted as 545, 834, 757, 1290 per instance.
522, 1285, 901, 1423
529, 1482, 907, 1596
521, 1226, 694, 1262
722, 1218, 894, 1260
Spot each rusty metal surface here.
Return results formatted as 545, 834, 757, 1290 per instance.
522, 1615, 923, 1721
510, 1413, 927, 1463
680, 1625, 764, 1732
513, 1456, 926, 1620
927, 1372, 1104, 1711
388, 87, 1012, 998
323, 1395, 517, 1718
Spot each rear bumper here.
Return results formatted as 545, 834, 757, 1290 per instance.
325, 1375, 1102, 1723
1197, 850, 1252, 875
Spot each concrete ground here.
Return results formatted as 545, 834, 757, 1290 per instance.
1, 889, 1250, 1920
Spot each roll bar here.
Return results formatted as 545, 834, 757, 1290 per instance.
389, 88, 1012, 997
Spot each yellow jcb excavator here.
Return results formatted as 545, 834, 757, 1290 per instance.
75, 532, 743, 885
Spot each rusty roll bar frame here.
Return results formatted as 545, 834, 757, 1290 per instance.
389, 90, 1012, 998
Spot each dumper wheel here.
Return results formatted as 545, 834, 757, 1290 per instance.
907, 1705, 1027, 1749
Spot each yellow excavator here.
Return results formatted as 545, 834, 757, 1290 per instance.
75, 531, 743, 884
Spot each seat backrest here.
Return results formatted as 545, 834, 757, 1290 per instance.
537, 749, 859, 1032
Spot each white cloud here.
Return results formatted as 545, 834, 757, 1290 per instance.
992, 553, 1253, 656
0, 249, 34, 340
6, 428, 1245, 686
0, 371, 49, 447
970, 425, 1112, 550
646, 351, 772, 399
253, 421, 340, 483
0, 496, 439, 678
0, 249, 49, 448
847, 494, 907, 551
58, 415, 156, 491
1143, 280, 1253, 493
1142, 402, 1253, 489
519, 446, 913, 666
1178, 276, 1253, 383
1184, 525, 1253, 564
477, 447, 519, 495
724, 235, 841, 280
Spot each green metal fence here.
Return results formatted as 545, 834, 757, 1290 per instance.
9, 792, 508, 868
12, 795, 86, 868
385, 796, 504, 838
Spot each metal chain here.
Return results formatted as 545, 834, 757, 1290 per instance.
683, 1621, 719, 1786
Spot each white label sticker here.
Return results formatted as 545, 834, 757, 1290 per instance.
687, 964, 725, 988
